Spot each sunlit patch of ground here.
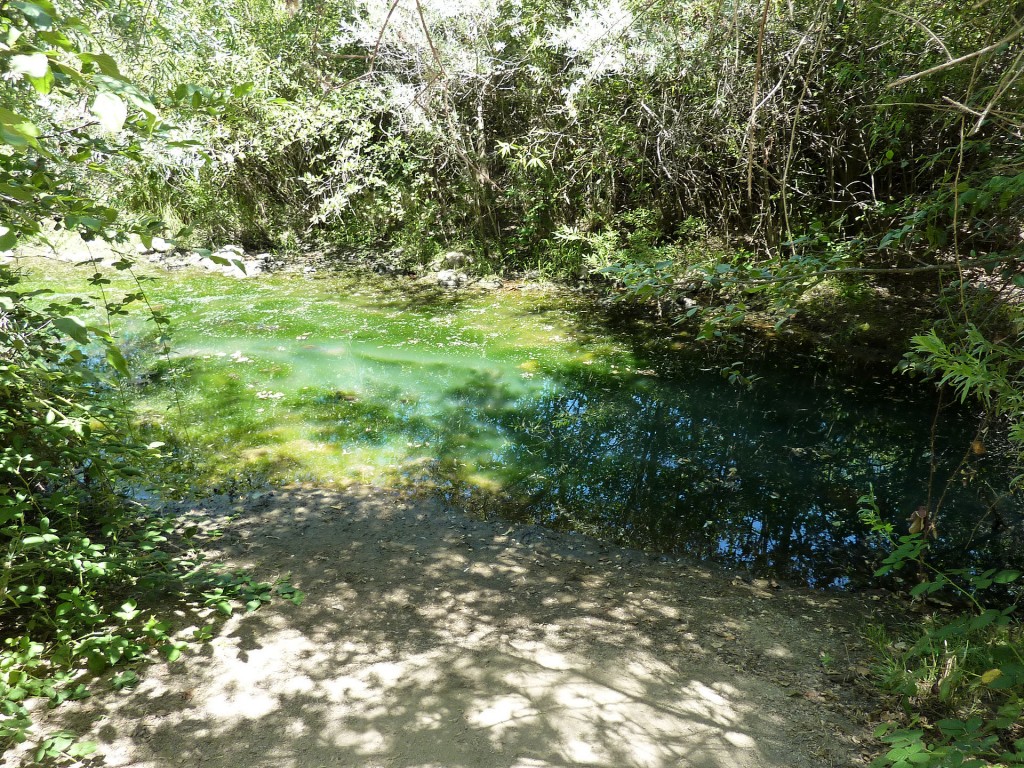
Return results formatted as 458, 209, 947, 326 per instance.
12, 487, 883, 768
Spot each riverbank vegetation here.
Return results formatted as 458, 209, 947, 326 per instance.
1, 0, 1022, 763
24, 0, 1024, 456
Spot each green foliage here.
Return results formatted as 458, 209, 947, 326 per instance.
0, 264, 306, 752
587, 209, 687, 298
868, 603, 1024, 768
861, 489, 1024, 767
903, 321, 1024, 479
89, 0, 1022, 325
0, 0, 169, 253
0, 0, 305, 756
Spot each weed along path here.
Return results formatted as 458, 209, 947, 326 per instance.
19, 486, 885, 768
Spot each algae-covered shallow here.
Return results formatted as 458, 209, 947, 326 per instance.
16, 255, 1022, 588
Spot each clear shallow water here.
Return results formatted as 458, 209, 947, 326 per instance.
21, 258, 1023, 587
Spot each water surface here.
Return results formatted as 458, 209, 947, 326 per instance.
20, 257, 1022, 587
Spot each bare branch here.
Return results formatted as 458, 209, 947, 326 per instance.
971, 48, 1024, 132
877, 5, 952, 60
888, 24, 1024, 88
368, 0, 403, 74
744, 0, 773, 200
414, 0, 445, 77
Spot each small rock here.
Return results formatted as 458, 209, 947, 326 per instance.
433, 269, 467, 288
429, 251, 473, 271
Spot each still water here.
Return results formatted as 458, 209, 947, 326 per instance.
23, 258, 1023, 588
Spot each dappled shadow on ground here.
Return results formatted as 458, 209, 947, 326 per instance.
41, 488, 875, 768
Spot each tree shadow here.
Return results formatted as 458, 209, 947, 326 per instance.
44, 488, 867, 768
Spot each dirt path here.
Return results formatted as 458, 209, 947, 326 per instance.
16, 487, 888, 767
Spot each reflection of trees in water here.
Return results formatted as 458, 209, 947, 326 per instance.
478, 368, 1020, 588
298, 359, 1020, 588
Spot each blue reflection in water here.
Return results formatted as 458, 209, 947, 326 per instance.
448, 357, 1022, 589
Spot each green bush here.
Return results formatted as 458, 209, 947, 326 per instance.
0, 264, 305, 753
0, 0, 305, 755
861, 491, 1023, 767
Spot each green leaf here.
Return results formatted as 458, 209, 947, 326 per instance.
93, 75, 160, 121
35, 731, 77, 761
22, 533, 59, 547
67, 741, 97, 758
91, 92, 127, 133
968, 610, 1000, 631
111, 671, 138, 690
113, 600, 139, 622
0, 108, 40, 148
52, 315, 89, 344
10, 0, 55, 29
105, 345, 129, 377
37, 28, 75, 51
78, 52, 122, 78
65, 213, 106, 233
27, 69, 54, 94
993, 570, 1021, 584
0, 226, 17, 252
937, 719, 968, 735
10, 53, 50, 79
909, 580, 933, 597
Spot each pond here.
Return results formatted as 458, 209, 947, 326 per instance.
19, 256, 1023, 588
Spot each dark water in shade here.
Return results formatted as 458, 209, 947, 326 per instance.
22, 259, 1024, 588
466, 356, 1021, 589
